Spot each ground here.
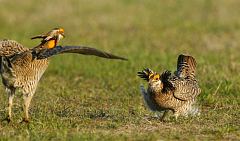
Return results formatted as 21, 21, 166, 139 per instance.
0, 0, 239, 140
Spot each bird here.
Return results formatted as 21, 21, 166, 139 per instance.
31, 27, 65, 48
0, 27, 127, 123
137, 54, 201, 120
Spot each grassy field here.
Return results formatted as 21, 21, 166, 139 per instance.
0, 0, 239, 140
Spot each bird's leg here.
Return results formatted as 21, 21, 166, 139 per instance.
22, 93, 33, 123
2, 88, 15, 123
160, 110, 169, 122
8, 89, 15, 122
154, 112, 161, 118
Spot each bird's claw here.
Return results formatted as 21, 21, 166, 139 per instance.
1, 116, 12, 123
20, 118, 30, 124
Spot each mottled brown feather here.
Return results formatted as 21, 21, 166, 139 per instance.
138, 54, 201, 119
0, 27, 127, 122
176, 54, 197, 78
0, 39, 28, 57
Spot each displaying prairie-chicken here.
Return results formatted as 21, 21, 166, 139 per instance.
0, 28, 127, 123
137, 54, 201, 120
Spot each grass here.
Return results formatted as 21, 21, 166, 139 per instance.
0, 0, 239, 140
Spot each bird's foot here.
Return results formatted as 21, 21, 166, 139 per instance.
1, 116, 12, 123
159, 111, 169, 122
20, 118, 30, 124
160, 117, 166, 122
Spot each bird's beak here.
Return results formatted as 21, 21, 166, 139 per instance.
56, 33, 65, 43
61, 33, 65, 38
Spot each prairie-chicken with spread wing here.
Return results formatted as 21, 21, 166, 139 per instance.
0, 28, 127, 123
138, 54, 201, 120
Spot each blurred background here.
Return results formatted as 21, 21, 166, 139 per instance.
0, 0, 239, 140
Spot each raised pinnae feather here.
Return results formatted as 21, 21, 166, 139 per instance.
31, 35, 46, 40
137, 68, 154, 81
160, 70, 172, 82
160, 70, 175, 93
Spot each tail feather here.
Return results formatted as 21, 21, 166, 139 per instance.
137, 68, 154, 81
176, 54, 196, 78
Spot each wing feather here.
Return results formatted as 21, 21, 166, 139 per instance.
10, 51, 33, 67
0, 39, 28, 57
36, 45, 128, 60
171, 78, 201, 101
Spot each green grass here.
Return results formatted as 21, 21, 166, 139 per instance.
0, 0, 239, 140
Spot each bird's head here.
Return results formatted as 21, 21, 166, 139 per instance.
31, 27, 65, 49
44, 28, 65, 48
148, 72, 163, 92
149, 73, 160, 82
137, 68, 163, 90
31, 27, 66, 59
53, 27, 65, 42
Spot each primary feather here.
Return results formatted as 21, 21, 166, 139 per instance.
36, 46, 128, 60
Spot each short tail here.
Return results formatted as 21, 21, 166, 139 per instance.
137, 68, 154, 81
188, 105, 201, 116
176, 54, 197, 78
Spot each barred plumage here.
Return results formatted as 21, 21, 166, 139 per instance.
0, 39, 49, 123
0, 39, 28, 57
138, 54, 201, 120
176, 54, 196, 78
0, 28, 127, 123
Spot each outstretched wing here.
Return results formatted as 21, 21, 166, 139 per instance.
170, 78, 201, 101
0, 39, 28, 57
176, 54, 196, 78
35, 46, 127, 60
31, 35, 53, 43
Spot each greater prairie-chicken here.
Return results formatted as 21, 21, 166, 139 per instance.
137, 54, 201, 120
0, 28, 127, 123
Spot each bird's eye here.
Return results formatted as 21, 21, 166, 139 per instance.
154, 77, 160, 81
